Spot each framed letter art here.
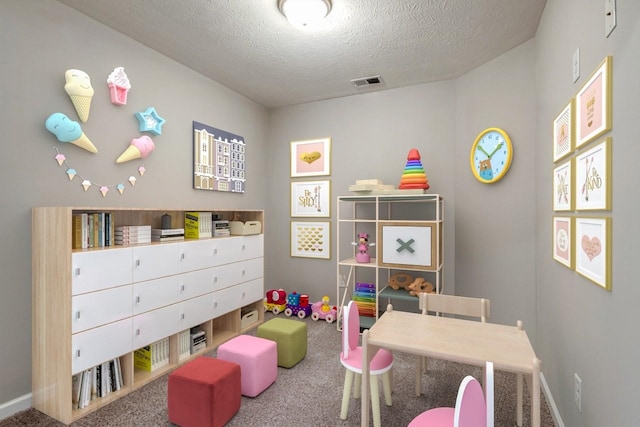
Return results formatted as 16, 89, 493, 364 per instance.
575, 217, 611, 290
575, 138, 611, 211
290, 180, 331, 217
553, 100, 574, 162
552, 216, 573, 269
576, 56, 612, 148
290, 137, 331, 178
553, 159, 574, 211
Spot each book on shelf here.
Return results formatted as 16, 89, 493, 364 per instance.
184, 212, 212, 239
72, 373, 82, 407
151, 228, 185, 236
190, 330, 206, 354
134, 338, 169, 372
114, 225, 152, 245
178, 329, 191, 361
72, 212, 116, 249
151, 235, 185, 242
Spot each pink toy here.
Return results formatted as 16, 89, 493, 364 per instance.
352, 232, 375, 263
311, 295, 337, 323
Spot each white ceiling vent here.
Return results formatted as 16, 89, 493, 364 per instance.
350, 75, 385, 89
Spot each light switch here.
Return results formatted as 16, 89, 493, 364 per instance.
605, 0, 617, 37
573, 48, 580, 83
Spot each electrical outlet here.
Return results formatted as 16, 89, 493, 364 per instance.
605, 0, 617, 37
572, 48, 580, 83
574, 373, 582, 412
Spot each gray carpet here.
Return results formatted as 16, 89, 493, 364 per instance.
2, 312, 556, 426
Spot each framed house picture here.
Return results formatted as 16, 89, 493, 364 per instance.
576, 56, 612, 149
290, 221, 331, 259
553, 99, 574, 162
290, 137, 331, 177
552, 216, 574, 269
553, 159, 574, 211
575, 137, 611, 211
290, 180, 331, 217
575, 216, 611, 290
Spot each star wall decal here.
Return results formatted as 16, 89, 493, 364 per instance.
135, 107, 165, 135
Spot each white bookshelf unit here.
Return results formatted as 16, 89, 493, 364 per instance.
32, 207, 264, 424
336, 194, 443, 330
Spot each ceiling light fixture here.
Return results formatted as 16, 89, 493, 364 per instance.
278, 0, 332, 28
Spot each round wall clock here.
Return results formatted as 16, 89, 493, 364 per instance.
469, 127, 513, 184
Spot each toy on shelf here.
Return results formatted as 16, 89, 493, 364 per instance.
264, 289, 287, 314
407, 277, 435, 296
387, 272, 414, 291
284, 292, 312, 319
399, 148, 430, 190
353, 283, 376, 317
352, 232, 375, 263
311, 295, 337, 323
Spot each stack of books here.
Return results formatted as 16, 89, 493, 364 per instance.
177, 329, 191, 362
184, 212, 212, 239
151, 228, 185, 242
114, 225, 151, 245
213, 220, 230, 237
190, 329, 206, 354
133, 338, 169, 372
72, 358, 123, 409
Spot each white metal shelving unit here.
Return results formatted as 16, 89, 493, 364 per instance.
336, 194, 443, 330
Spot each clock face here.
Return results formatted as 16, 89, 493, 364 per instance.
470, 128, 513, 183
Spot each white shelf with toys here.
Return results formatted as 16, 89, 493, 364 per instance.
336, 194, 444, 330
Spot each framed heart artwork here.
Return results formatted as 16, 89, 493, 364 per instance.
290, 138, 331, 177
575, 216, 611, 290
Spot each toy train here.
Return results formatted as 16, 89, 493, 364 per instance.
264, 289, 336, 322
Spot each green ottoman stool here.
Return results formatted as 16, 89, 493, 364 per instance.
257, 318, 307, 368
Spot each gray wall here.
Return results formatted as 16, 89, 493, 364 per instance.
0, 0, 268, 405
2, 0, 639, 425
535, 1, 640, 426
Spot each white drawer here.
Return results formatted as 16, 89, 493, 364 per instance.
178, 293, 214, 330
178, 268, 217, 300
72, 318, 132, 374
72, 248, 133, 295
132, 304, 180, 349
72, 285, 132, 334
238, 278, 264, 307
132, 243, 180, 282
211, 285, 240, 317
133, 276, 181, 315
211, 258, 263, 290
226, 235, 264, 263
178, 239, 216, 272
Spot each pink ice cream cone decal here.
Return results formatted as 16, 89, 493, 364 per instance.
116, 135, 155, 163
107, 67, 131, 106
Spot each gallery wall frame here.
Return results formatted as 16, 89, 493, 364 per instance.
552, 216, 574, 269
377, 221, 438, 271
575, 56, 612, 149
575, 216, 611, 291
553, 158, 574, 211
553, 99, 574, 162
575, 137, 611, 211
290, 137, 331, 178
290, 180, 331, 217
290, 220, 331, 259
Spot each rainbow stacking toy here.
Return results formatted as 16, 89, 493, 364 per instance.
399, 148, 430, 190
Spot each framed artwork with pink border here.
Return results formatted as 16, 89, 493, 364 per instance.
552, 216, 573, 269
575, 216, 611, 290
290, 138, 331, 177
575, 56, 612, 149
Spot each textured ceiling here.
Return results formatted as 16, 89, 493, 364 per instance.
56, 0, 546, 108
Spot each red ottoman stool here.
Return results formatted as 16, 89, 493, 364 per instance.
168, 356, 241, 427
217, 335, 277, 397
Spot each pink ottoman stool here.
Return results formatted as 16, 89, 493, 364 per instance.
217, 335, 277, 397
168, 356, 241, 427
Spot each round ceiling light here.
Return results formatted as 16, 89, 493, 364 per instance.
278, 0, 332, 27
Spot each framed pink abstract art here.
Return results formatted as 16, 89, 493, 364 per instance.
575, 56, 612, 149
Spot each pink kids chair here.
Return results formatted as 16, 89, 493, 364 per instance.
408, 361, 494, 427
340, 300, 393, 427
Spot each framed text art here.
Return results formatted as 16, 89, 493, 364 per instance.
575, 137, 611, 211
290, 137, 331, 178
553, 159, 574, 211
552, 216, 574, 269
576, 56, 612, 149
377, 221, 440, 271
290, 180, 331, 217
553, 99, 574, 162
291, 221, 331, 259
575, 217, 611, 290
